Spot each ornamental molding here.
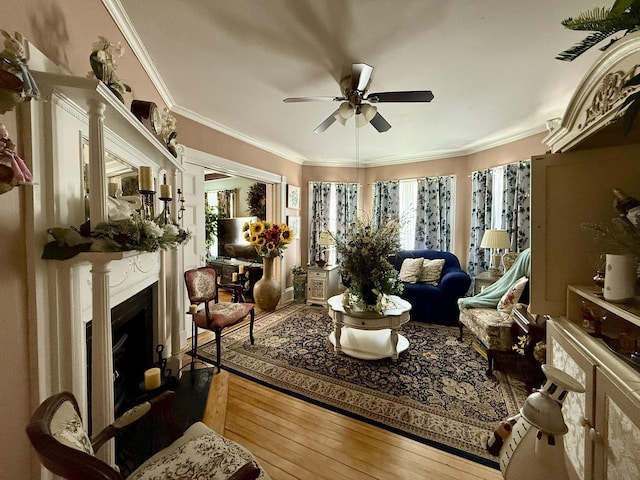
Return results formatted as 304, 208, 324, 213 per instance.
581, 65, 640, 130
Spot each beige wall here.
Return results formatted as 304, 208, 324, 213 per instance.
3, 2, 550, 478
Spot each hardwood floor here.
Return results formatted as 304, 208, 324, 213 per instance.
199, 370, 501, 480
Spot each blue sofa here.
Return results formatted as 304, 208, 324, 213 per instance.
389, 250, 471, 326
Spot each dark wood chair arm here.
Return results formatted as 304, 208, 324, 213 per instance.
228, 461, 261, 480
91, 391, 182, 453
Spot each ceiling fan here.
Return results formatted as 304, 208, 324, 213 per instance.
283, 63, 434, 133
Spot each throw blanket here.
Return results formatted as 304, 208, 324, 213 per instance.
458, 248, 531, 309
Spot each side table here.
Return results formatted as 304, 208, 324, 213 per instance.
474, 271, 501, 294
511, 303, 546, 391
307, 264, 340, 307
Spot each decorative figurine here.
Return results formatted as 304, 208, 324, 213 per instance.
0, 30, 39, 100
0, 123, 33, 194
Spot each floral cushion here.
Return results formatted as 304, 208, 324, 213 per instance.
419, 258, 445, 285
398, 257, 424, 283
129, 421, 270, 479
50, 400, 94, 455
459, 307, 514, 352
497, 276, 528, 313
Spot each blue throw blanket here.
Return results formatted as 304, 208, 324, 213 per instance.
458, 248, 531, 309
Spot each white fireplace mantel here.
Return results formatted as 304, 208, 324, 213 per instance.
21, 67, 187, 465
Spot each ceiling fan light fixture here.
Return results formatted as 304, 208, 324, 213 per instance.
338, 102, 354, 119
334, 114, 348, 126
356, 104, 377, 128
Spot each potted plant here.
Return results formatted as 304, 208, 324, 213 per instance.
291, 265, 307, 303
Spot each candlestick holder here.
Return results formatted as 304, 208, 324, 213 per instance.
177, 188, 186, 223
159, 194, 172, 225
139, 190, 155, 219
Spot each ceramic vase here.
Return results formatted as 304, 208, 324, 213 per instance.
253, 256, 281, 311
604, 253, 637, 303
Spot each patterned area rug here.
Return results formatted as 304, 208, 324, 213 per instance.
200, 303, 533, 467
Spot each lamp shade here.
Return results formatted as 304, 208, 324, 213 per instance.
318, 230, 334, 246
480, 229, 510, 249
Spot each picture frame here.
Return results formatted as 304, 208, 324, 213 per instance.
287, 215, 301, 238
287, 185, 301, 209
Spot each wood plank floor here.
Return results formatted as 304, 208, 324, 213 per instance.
200, 369, 502, 480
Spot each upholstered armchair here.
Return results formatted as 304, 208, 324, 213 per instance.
25, 390, 269, 479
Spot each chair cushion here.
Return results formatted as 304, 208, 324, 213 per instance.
419, 258, 445, 285
194, 302, 254, 329
497, 276, 528, 313
50, 399, 94, 455
129, 421, 270, 479
459, 307, 514, 352
398, 257, 424, 283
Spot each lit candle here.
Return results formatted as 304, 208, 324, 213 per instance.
138, 166, 154, 192
238, 264, 245, 274
160, 184, 172, 199
232, 272, 239, 282
144, 367, 161, 390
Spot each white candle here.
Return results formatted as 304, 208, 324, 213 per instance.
138, 166, 154, 192
144, 367, 161, 390
188, 304, 198, 314
238, 264, 245, 274
159, 184, 172, 199
232, 272, 239, 282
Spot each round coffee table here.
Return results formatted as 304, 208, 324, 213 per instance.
327, 294, 411, 361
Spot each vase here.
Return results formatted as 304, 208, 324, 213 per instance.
253, 256, 281, 311
604, 253, 637, 303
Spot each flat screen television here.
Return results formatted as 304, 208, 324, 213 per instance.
216, 217, 261, 261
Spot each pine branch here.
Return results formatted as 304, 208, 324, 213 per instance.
556, 30, 619, 61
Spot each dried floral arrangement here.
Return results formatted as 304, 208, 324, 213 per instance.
334, 216, 403, 313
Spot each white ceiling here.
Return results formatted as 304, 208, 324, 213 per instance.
113, 0, 610, 166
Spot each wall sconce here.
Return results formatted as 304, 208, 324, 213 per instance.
177, 188, 186, 222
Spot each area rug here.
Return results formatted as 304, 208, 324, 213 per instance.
200, 303, 533, 468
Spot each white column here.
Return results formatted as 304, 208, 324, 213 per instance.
90, 259, 115, 464
87, 100, 108, 228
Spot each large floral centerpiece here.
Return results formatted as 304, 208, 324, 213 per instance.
243, 220, 293, 257
334, 217, 403, 314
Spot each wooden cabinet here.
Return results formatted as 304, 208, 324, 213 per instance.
547, 286, 640, 480
306, 265, 341, 307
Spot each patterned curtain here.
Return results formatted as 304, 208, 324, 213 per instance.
415, 176, 454, 250
308, 182, 332, 262
334, 182, 359, 244
502, 160, 531, 252
372, 180, 399, 227
467, 169, 493, 276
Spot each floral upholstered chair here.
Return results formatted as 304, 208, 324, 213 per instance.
26, 390, 270, 479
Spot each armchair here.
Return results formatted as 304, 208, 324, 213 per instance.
25, 390, 267, 479
184, 267, 255, 372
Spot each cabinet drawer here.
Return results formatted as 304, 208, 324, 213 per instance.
308, 271, 328, 279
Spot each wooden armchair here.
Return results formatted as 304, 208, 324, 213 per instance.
25, 390, 266, 480
184, 267, 255, 371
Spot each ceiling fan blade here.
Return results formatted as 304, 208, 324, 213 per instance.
369, 112, 392, 132
351, 63, 374, 93
283, 96, 343, 103
313, 109, 340, 133
366, 90, 434, 103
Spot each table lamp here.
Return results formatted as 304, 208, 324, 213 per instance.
317, 231, 334, 267
480, 229, 511, 276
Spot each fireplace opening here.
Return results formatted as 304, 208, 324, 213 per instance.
86, 284, 155, 426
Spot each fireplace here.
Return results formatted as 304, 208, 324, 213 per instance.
86, 285, 155, 426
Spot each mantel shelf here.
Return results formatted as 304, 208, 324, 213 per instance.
30, 70, 183, 172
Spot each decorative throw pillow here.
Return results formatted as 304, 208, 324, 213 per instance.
497, 276, 528, 313
398, 257, 424, 283
419, 258, 445, 285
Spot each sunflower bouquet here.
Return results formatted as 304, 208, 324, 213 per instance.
243, 220, 293, 258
